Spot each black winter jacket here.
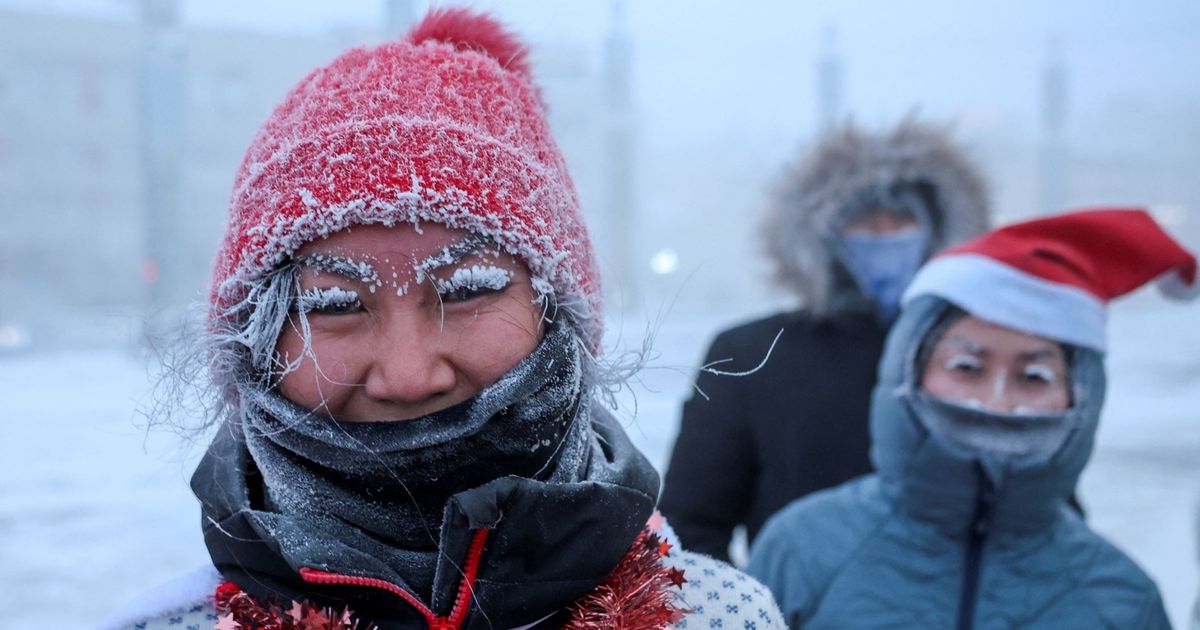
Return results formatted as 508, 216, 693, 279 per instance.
659, 309, 888, 561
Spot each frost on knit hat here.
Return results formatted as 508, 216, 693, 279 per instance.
902, 207, 1198, 352
210, 8, 601, 346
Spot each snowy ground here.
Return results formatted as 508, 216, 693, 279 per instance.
2, 299, 1197, 628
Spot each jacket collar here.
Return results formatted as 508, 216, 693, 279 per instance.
193, 407, 659, 628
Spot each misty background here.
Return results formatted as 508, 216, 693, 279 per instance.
0, 1, 1197, 627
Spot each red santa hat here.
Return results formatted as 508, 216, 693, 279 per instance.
902, 208, 1198, 351
209, 9, 602, 345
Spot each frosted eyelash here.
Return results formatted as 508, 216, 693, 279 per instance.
1023, 364, 1057, 383
295, 286, 360, 312
944, 354, 981, 371
434, 265, 513, 295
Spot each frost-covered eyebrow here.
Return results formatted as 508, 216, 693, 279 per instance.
413, 235, 494, 275
293, 254, 376, 281
1018, 348, 1062, 362
938, 336, 1061, 362
938, 336, 988, 356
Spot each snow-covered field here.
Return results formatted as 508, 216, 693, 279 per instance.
2, 299, 1197, 628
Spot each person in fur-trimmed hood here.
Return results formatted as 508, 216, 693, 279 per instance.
99, 8, 783, 630
660, 121, 991, 560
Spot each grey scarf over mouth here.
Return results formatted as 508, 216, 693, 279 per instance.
237, 322, 590, 596
906, 389, 1077, 463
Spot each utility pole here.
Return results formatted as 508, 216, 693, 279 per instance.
816, 25, 843, 134
138, 0, 186, 322
1038, 34, 1068, 216
604, 0, 638, 310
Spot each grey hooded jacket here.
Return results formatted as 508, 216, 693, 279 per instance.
747, 297, 1171, 629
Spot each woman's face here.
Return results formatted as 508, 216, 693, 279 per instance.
920, 315, 1070, 414
274, 222, 545, 422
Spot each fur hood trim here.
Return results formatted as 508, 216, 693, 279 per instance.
762, 120, 991, 315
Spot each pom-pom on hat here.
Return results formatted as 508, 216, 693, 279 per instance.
902, 208, 1197, 352
210, 8, 601, 345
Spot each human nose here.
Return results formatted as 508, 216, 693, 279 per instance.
362, 312, 457, 406
981, 373, 1016, 413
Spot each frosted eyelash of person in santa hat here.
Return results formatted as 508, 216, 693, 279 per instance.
142, 8, 652, 435
901, 207, 1198, 353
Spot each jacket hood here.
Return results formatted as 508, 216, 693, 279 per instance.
868, 296, 1105, 535
762, 121, 991, 316
192, 407, 659, 628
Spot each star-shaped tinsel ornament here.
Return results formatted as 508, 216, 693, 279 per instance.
561, 527, 687, 629
212, 581, 377, 629
666, 567, 687, 588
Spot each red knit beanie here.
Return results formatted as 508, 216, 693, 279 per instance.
210, 8, 601, 346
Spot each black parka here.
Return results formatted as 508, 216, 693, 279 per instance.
661, 122, 993, 560
659, 309, 888, 559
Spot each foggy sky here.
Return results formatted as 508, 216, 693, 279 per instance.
7, 0, 1199, 155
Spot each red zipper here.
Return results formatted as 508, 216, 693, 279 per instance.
299, 528, 492, 630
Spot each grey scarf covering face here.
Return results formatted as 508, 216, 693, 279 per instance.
238, 323, 589, 595
901, 304, 1104, 475
906, 389, 1076, 463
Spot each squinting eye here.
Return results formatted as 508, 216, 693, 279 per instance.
1022, 364, 1058, 384
943, 355, 981, 374
296, 287, 362, 315
435, 265, 513, 303
442, 285, 496, 302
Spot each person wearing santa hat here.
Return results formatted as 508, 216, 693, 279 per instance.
748, 208, 1188, 628
101, 8, 784, 630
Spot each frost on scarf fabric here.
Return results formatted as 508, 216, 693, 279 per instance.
210, 8, 602, 348
237, 323, 589, 597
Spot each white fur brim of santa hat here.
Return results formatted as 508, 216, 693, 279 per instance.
902, 207, 1198, 352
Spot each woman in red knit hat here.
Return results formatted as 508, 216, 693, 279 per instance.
102, 8, 783, 630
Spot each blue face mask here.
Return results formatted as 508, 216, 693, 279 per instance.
837, 228, 928, 321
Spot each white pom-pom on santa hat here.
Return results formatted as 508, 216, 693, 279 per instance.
902, 207, 1197, 352
1156, 267, 1200, 300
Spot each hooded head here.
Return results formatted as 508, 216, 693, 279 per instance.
762, 120, 990, 318
869, 208, 1196, 532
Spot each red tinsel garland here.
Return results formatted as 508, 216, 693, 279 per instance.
214, 582, 378, 630
560, 529, 689, 630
